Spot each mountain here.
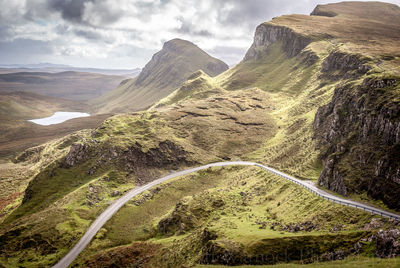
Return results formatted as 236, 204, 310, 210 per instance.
0, 63, 70, 69
92, 38, 228, 113
0, 71, 128, 101
0, 64, 141, 77
1, 2, 400, 267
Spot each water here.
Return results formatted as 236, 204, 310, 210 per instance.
28, 112, 90, 126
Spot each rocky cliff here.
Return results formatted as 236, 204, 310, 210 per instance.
244, 23, 311, 61
321, 51, 371, 80
314, 77, 400, 210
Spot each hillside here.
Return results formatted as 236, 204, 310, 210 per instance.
218, 1, 400, 210
0, 71, 128, 101
92, 39, 228, 113
1, 1, 400, 267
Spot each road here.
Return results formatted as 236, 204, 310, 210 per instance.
53, 161, 400, 268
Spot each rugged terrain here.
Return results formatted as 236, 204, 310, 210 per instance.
0, 1, 400, 267
92, 39, 229, 113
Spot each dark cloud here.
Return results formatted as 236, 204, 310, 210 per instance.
48, 0, 94, 23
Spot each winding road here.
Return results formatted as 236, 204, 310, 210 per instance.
53, 161, 400, 268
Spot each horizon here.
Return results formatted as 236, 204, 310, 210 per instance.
1, 0, 400, 69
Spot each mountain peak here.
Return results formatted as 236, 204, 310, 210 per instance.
162, 38, 197, 50
94, 38, 228, 113
134, 38, 228, 88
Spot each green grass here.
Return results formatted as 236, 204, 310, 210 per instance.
3, 160, 98, 224
217, 43, 334, 181
84, 167, 232, 250
195, 256, 400, 267
74, 166, 378, 267
220, 43, 301, 92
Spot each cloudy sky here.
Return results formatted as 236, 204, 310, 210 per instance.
1, 0, 399, 69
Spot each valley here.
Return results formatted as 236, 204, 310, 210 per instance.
0, 1, 400, 267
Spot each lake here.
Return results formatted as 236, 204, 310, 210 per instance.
28, 112, 90, 126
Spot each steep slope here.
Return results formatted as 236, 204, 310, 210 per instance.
1, 2, 400, 267
92, 39, 228, 113
217, 1, 400, 211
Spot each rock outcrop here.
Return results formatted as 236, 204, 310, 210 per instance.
372, 229, 400, 258
244, 23, 311, 61
200, 233, 365, 265
314, 77, 400, 209
64, 143, 90, 167
62, 139, 189, 172
310, 5, 337, 17
321, 51, 371, 80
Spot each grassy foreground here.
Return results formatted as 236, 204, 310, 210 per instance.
196, 256, 400, 267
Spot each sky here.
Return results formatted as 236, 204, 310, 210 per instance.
0, 0, 399, 69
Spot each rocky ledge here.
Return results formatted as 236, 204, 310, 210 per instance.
244, 23, 311, 61
321, 51, 371, 80
314, 77, 400, 209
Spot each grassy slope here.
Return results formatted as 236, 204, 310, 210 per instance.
216, 41, 331, 180
0, 87, 277, 267
75, 166, 381, 267
196, 256, 400, 267
92, 39, 228, 113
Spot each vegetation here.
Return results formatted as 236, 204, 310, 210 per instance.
196, 255, 400, 267
74, 167, 381, 267
1, 1, 400, 267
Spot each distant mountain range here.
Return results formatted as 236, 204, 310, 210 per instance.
0, 63, 141, 77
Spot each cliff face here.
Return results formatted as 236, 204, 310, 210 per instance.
314, 77, 400, 210
310, 5, 337, 17
321, 51, 371, 79
243, 23, 311, 61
